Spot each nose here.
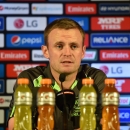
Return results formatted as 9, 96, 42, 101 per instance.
63, 46, 72, 57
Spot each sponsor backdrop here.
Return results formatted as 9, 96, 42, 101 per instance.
0, 0, 130, 129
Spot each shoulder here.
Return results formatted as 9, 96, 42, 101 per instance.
81, 64, 107, 78
18, 65, 47, 79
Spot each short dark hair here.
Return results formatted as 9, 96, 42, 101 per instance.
44, 18, 85, 46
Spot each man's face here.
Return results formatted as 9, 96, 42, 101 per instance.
42, 28, 85, 74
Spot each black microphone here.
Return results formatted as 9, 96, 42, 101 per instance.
56, 73, 75, 130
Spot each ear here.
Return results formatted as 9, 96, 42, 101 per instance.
41, 45, 49, 59
82, 45, 86, 58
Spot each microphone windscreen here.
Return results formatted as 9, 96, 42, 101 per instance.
59, 73, 66, 82
56, 89, 75, 112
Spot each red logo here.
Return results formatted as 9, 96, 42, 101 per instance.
100, 50, 130, 61
91, 17, 130, 30
116, 79, 130, 93
6, 64, 47, 78
84, 34, 89, 47
65, 4, 96, 14
99, 66, 109, 74
11, 35, 21, 45
14, 19, 24, 29
0, 6, 4, 11
0, 98, 4, 103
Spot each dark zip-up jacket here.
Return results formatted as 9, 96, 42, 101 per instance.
8, 64, 107, 130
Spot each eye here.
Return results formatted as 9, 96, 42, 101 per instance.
71, 45, 77, 50
56, 44, 63, 49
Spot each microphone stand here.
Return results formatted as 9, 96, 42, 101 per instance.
59, 74, 72, 130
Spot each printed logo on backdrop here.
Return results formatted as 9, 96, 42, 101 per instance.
32, 4, 63, 14
7, 0, 45, 1
91, 33, 130, 48
0, 33, 4, 48
6, 34, 44, 48
99, 3, 130, 15
0, 64, 4, 78
91, 17, 130, 30
84, 34, 89, 47
49, 17, 89, 31
91, 63, 130, 77
6, 17, 47, 31
0, 4, 29, 14
6, 64, 46, 78
6, 79, 16, 94
120, 126, 130, 130
0, 80, 4, 93
48, 0, 88, 2
0, 50, 30, 61
0, 96, 12, 107
0, 17, 4, 30
119, 95, 130, 107
32, 50, 49, 61
100, 50, 130, 61
65, 4, 96, 14
115, 79, 130, 93
119, 108, 130, 123
0, 110, 4, 124
82, 49, 97, 61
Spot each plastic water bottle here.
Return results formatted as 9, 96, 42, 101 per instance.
79, 78, 97, 130
37, 78, 55, 130
14, 78, 32, 130
102, 78, 120, 130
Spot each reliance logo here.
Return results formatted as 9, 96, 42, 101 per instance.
91, 33, 130, 48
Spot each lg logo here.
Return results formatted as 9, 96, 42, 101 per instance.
14, 18, 38, 29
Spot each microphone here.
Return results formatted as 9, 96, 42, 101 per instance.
56, 73, 75, 130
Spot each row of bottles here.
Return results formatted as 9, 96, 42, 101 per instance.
13, 77, 120, 130
14, 78, 55, 130
79, 78, 120, 130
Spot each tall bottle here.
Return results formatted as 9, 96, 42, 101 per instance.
37, 78, 55, 130
14, 78, 32, 130
79, 78, 97, 130
102, 78, 120, 130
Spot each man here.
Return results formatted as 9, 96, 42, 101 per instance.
8, 18, 107, 130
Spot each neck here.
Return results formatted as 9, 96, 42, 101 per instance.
50, 69, 78, 89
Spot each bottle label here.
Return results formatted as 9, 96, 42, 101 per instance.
102, 92, 119, 106
15, 92, 32, 105
79, 92, 97, 106
37, 92, 55, 105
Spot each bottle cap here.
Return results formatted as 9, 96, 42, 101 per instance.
41, 78, 52, 84
82, 78, 94, 84
105, 78, 115, 84
17, 78, 29, 84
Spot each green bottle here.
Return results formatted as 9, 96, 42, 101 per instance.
79, 78, 97, 130
14, 78, 32, 130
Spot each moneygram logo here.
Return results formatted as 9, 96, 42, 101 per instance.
32, 4, 63, 14
6, 64, 46, 77
0, 96, 11, 107
100, 50, 130, 61
0, 4, 29, 14
119, 95, 130, 107
49, 17, 89, 31
91, 33, 130, 48
65, 4, 96, 14
115, 79, 130, 93
6, 34, 44, 48
91, 17, 130, 30
99, 3, 130, 15
0, 50, 29, 61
